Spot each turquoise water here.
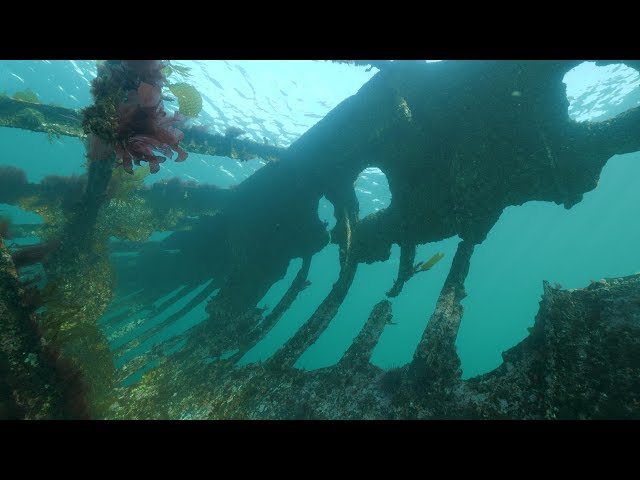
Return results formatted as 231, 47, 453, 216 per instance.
2, 60, 639, 385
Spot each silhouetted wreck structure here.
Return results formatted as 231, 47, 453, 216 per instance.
1, 60, 640, 419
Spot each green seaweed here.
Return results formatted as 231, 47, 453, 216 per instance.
12, 88, 40, 104
168, 82, 202, 117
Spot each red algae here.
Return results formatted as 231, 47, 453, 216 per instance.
83, 60, 188, 175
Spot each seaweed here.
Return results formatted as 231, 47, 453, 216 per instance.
12, 88, 40, 103
82, 61, 188, 174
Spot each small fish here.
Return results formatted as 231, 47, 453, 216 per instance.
414, 252, 445, 273
344, 209, 352, 259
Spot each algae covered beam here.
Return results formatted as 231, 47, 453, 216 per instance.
181, 127, 286, 162
338, 300, 393, 370
0, 96, 287, 162
0, 95, 84, 137
409, 239, 475, 391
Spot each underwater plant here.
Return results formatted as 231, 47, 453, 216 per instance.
12, 88, 40, 103
167, 82, 203, 118
112, 81, 188, 174
82, 60, 188, 174
0, 166, 28, 203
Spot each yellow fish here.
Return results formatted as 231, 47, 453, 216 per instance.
414, 252, 445, 273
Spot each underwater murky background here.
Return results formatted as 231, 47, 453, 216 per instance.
2, 60, 640, 384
